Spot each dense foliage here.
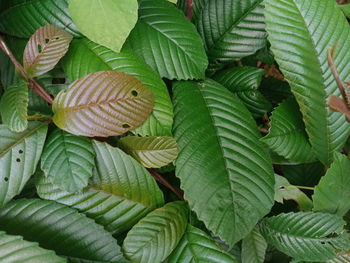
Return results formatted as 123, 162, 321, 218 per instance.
0, 0, 350, 262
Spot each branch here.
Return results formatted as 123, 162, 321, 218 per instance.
186, 0, 193, 20
147, 169, 184, 200
0, 36, 53, 104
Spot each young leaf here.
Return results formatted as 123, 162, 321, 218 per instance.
0, 122, 47, 207
37, 140, 164, 234
40, 129, 95, 193
275, 175, 313, 211
265, 0, 350, 164
0, 198, 127, 262
241, 227, 267, 263
173, 79, 275, 246
118, 136, 178, 168
260, 212, 350, 262
168, 224, 237, 263
123, 201, 188, 263
69, 0, 138, 53
0, 79, 28, 132
61, 38, 173, 136
261, 98, 317, 163
313, 153, 350, 216
0, 0, 81, 37
124, 0, 208, 80
213, 66, 272, 118
52, 70, 154, 137
195, 0, 266, 65
23, 25, 73, 78
0, 231, 66, 263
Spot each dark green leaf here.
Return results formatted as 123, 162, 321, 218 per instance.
173, 79, 274, 246
123, 201, 188, 263
0, 198, 127, 262
241, 227, 267, 263
124, 0, 208, 80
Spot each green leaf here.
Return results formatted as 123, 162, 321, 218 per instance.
339, 4, 350, 18
275, 175, 313, 211
37, 140, 164, 234
261, 98, 317, 163
40, 129, 95, 193
241, 227, 267, 263
173, 79, 275, 246
123, 201, 188, 263
313, 153, 350, 216
0, 231, 66, 263
69, 0, 138, 53
52, 70, 154, 137
124, 0, 208, 80
195, 0, 266, 65
260, 212, 350, 262
23, 25, 72, 78
0, 0, 81, 38
0, 122, 47, 207
213, 66, 272, 118
0, 79, 28, 132
0, 198, 127, 262
61, 38, 173, 136
265, 0, 350, 165
282, 162, 324, 187
329, 251, 350, 263
118, 136, 178, 168
168, 224, 237, 263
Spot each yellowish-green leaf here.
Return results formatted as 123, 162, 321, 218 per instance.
118, 136, 178, 168
23, 25, 73, 78
0, 79, 28, 132
52, 71, 154, 137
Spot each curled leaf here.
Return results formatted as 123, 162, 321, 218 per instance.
52, 71, 154, 137
23, 25, 73, 77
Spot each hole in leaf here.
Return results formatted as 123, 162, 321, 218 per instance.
131, 90, 138, 97
279, 186, 286, 190
321, 241, 326, 245
37, 44, 42, 53
16, 158, 21, 162
4, 177, 8, 182
122, 124, 130, 129
45, 38, 49, 44
55, 37, 60, 40
19, 150, 23, 154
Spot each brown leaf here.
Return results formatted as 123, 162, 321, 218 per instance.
52, 71, 154, 137
328, 95, 350, 122
23, 24, 73, 77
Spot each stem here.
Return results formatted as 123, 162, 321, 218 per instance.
0, 36, 53, 104
147, 169, 184, 200
186, 0, 193, 20
292, 185, 315, 191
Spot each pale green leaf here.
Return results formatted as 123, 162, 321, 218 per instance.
339, 4, 350, 18
123, 201, 188, 263
0, 79, 28, 132
52, 71, 154, 137
329, 251, 350, 263
260, 212, 350, 262
0, 122, 47, 207
261, 98, 317, 163
173, 79, 275, 246
40, 129, 95, 193
0, 231, 66, 263
37, 140, 164, 234
241, 227, 267, 263
61, 38, 173, 136
69, 0, 138, 52
313, 153, 350, 216
265, 0, 350, 164
118, 136, 178, 168
0, 198, 127, 262
0, 0, 81, 37
124, 0, 208, 80
168, 224, 237, 263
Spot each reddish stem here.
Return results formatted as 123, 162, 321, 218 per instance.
186, 0, 193, 20
147, 169, 184, 200
0, 36, 53, 104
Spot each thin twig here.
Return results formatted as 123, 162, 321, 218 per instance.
147, 169, 184, 200
0, 36, 53, 104
186, 0, 193, 20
